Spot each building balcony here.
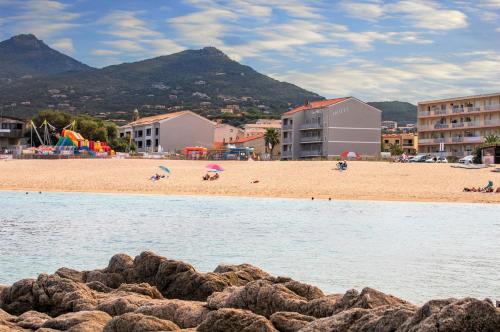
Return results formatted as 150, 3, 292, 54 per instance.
299, 123, 322, 130
282, 124, 293, 130
463, 136, 483, 143
484, 119, 500, 126
419, 105, 500, 118
484, 104, 500, 111
282, 137, 292, 144
451, 122, 464, 128
299, 150, 322, 157
281, 150, 292, 158
434, 123, 449, 129
0, 129, 24, 138
299, 136, 322, 143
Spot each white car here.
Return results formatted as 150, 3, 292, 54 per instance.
425, 156, 448, 163
437, 156, 448, 163
458, 155, 474, 164
425, 156, 438, 163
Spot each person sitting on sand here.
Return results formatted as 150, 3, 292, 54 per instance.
202, 174, 210, 181
483, 181, 494, 191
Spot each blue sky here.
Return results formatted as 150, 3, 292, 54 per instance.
0, 0, 499, 103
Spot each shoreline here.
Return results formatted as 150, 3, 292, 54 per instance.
2, 187, 499, 205
1, 159, 499, 204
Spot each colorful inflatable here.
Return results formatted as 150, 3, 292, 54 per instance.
54, 129, 114, 156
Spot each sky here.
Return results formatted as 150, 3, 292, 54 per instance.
0, 0, 499, 103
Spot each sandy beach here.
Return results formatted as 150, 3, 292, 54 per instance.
0, 159, 499, 203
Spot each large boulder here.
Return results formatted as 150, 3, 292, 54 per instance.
13, 310, 51, 329
41, 310, 112, 330
270, 311, 316, 332
207, 279, 309, 317
399, 297, 500, 331
197, 308, 278, 332
136, 299, 210, 328
96, 294, 157, 317
103, 312, 179, 331
298, 305, 415, 331
55, 268, 85, 283
0, 279, 36, 315
0, 274, 97, 316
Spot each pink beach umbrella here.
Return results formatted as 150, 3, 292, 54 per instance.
206, 163, 224, 171
340, 151, 360, 159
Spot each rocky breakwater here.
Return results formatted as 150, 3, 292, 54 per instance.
1, 251, 499, 331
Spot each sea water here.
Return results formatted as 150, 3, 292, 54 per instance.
0, 190, 498, 304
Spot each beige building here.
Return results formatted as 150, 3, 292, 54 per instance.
119, 111, 215, 153
418, 93, 500, 157
243, 119, 281, 137
382, 133, 418, 155
214, 123, 244, 144
281, 97, 381, 159
0, 116, 26, 151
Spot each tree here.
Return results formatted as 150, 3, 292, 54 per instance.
484, 134, 499, 144
389, 143, 403, 156
264, 128, 280, 159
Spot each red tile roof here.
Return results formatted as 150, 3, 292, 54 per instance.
234, 133, 265, 143
283, 98, 349, 115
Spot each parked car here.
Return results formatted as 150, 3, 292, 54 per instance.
425, 156, 438, 163
458, 155, 474, 164
437, 156, 448, 163
409, 154, 429, 162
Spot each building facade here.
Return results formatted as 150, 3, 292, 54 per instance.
0, 116, 26, 151
417, 93, 500, 157
243, 119, 281, 137
119, 111, 215, 153
381, 121, 398, 130
214, 123, 244, 144
281, 97, 381, 159
382, 133, 418, 155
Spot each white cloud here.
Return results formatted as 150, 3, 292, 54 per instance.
339, 0, 468, 31
478, 0, 500, 9
0, 0, 81, 38
331, 30, 432, 50
272, 52, 500, 103
91, 49, 121, 56
97, 10, 183, 58
340, 1, 385, 21
50, 38, 75, 54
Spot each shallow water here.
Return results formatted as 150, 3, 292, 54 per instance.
0, 190, 499, 304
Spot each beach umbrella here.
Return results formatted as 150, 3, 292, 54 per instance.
159, 165, 171, 173
340, 151, 360, 159
206, 163, 224, 171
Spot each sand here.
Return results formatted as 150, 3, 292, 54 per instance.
0, 159, 499, 203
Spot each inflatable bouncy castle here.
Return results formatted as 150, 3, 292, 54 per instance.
54, 129, 114, 156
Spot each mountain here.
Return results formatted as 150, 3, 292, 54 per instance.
0, 35, 322, 119
368, 101, 417, 125
0, 34, 91, 80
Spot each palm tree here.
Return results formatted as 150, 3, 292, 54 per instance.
264, 128, 280, 159
484, 134, 499, 144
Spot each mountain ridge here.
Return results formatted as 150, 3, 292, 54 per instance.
0, 34, 416, 125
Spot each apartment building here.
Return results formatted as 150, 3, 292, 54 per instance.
281, 97, 381, 159
382, 133, 418, 155
0, 116, 26, 151
417, 93, 500, 157
119, 111, 215, 153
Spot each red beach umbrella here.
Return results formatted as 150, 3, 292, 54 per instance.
340, 151, 360, 159
206, 163, 224, 171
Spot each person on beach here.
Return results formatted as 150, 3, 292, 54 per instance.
202, 174, 210, 181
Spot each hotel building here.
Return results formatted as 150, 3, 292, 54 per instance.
417, 93, 500, 157
281, 97, 381, 159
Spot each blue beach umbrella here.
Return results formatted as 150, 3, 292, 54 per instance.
159, 166, 171, 173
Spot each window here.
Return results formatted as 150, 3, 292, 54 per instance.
138, 130, 143, 138
395, 140, 400, 144
155, 139, 158, 147
384, 140, 389, 144
155, 128, 159, 135
146, 128, 151, 136
146, 139, 151, 147
120, 133, 124, 138
137, 141, 143, 148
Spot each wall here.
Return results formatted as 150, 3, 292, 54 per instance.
159, 113, 215, 152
